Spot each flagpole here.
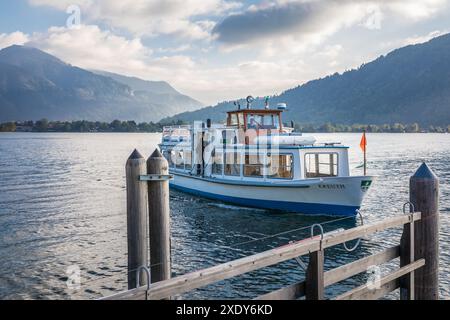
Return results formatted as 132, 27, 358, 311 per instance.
363, 129, 367, 176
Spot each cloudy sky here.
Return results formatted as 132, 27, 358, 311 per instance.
0, 0, 449, 105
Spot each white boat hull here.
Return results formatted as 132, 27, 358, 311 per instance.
169, 173, 373, 216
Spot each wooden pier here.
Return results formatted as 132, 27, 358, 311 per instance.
100, 149, 439, 300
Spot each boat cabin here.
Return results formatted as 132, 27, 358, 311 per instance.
226, 109, 289, 145
161, 104, 351, 184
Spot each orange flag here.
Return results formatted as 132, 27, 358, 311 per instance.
360, 131, 367, 152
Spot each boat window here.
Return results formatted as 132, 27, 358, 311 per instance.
175, 150, 185, 170
305, 153, 338, 178
247, 114, 280, 130
229, 114, 238, 126
247, 114, 263, 129
238, 113, 244, 127
225, 152, 241, 176
262, 115, 280, 129
184, 150, 192, 170
273, 115, 280, 129
244, 154, 263, 178
212, 151, 223, 175
267, 154, 293, 179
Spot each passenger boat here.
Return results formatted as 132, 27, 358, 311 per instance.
160, 99, 374, 216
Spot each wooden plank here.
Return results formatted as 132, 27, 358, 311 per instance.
101, 287, 147, 300
305, 250, 324, 300
255, 246, 400, 300
325, 245, 400, 287
101, 213, 420, 300
321, 213, 421, 250
334, 259, 425, 300
256, 282, 305, 300
350, 279, 400, 300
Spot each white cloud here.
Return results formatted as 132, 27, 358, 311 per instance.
157, 44, 192, 53
387, 0, 448, 20
0, 32, 30, 49
28, 0, 242, 39
360, 4, 384, 30
29, 0, 92, 11
28, 25, 153, 74
213, 0, 448, 47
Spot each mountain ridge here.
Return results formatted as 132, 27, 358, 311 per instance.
0, 45, 203, 122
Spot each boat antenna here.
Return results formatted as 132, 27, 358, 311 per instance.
264, 96, 270, 109
246, 96, 254, 109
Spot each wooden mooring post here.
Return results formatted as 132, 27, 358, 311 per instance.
126, 149, 149, 289
305, 250, 324, 300
408, 162, 439, 300
126, 148, 172, 290
147, 149, 171, 283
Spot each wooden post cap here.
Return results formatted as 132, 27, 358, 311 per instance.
128, 148, 144, 160
411, 162, 438, 180
149, 148, 164, 159
147, 148, 168, 175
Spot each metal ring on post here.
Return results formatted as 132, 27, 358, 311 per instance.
343, 210, 364, 252
311, 223, 324, 251
403, 201, 415, 214
310, 224, 324, 240
136, 266, 151, 293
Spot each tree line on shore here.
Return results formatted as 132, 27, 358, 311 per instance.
0, 119, 182, 133
1, 119, 449, 133
293, 122, 450, 133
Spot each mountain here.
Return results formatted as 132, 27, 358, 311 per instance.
92, 70, 179, 95
165, 33, 450, 126
0, 45, 203, 122
91, 70, 202, 115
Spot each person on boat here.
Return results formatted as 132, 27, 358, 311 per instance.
248, 116, 261, 129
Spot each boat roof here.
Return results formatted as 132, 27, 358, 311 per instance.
227, 109, 283, 115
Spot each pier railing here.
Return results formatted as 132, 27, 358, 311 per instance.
100, 149, 439, 300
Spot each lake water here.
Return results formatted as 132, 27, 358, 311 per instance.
0, 132, 448, 300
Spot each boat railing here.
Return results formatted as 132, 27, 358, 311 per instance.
162, 125, 192, 143
162, 125, 192, 132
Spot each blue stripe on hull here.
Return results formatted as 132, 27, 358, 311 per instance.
170, 183, 359, 217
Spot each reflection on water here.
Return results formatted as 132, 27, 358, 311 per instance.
0, 132, 448, 299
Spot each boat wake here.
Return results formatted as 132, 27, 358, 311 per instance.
206, 202, 266, 212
